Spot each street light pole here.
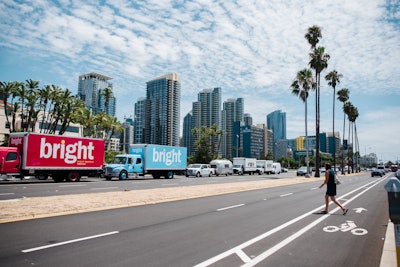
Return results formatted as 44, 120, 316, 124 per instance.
236, 134, 239, 157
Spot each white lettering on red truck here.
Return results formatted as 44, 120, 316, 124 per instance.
152, 148, 182, 166
9, 137, 22, 146
40, 138, 95, 164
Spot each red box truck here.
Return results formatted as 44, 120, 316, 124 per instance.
0, 132, 105, 182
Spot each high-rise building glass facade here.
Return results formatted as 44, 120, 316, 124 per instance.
182, 112, 193, 154
267, 110, 286, 159
121, 117, 134, 153
145, 73, 180, 146
134, 97, 146, 144
78, 72, 116, 116
190, 88, 221, 155
221, 98, 244, 159
267, 110, 286, 143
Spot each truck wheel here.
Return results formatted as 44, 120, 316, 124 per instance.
105, 177, 112, 181
67, 171, 81, 182
165, 171, 174, 179
119, 170, 128, 180
38, 175, 48, 180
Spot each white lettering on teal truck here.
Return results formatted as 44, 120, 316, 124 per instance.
152, 147, 182, 166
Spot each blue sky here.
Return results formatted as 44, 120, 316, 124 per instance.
0, 0, 399, 162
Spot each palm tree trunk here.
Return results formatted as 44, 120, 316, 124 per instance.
332, 88, 336, 172
342, 112, 346, 174
315, 73, 321, 177
348, 119, 351, 174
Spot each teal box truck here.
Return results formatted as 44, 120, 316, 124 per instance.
104, 144, 187, 180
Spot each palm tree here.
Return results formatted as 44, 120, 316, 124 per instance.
305, 25, 321, 49
347, 104, 359, 173
0, 81, 18, 132
38, 85, 53, 133
325, 70, 343, 172
308, 45, 330, 177
304, 25, 330, 177
337, 88, 350, 173
343, 102, 353, 173
290, 68, 314, 175
24, 79, 40, 131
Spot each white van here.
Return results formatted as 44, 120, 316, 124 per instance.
272, 162, 282, 174
210, 159, 233, 176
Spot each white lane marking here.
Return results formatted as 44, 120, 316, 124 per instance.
279, 193, 293, 197
236, 249, 252, 262
0, 193, 15, 196
195, 177, 386, 267
242, 177, 386, 267
217, 204, 245, 211
22, 231, 119, 253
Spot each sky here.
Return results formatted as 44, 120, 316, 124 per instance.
0, 0, 399, 163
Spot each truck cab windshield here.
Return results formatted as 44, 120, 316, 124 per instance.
112, 157, 127, 164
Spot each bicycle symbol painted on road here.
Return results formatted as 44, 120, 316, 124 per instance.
323, 220, 368, 236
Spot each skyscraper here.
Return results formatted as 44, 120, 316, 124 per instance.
267, 110, 286, 143
190, 88, 221, 155
134, 97, 146, 144
267, 110, 286, 159
221, 98, 244, 159
145, 73, 180, 146
78, 72, 116, 116
182, 111, 193, 154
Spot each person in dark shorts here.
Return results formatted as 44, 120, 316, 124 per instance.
319, 163, 348, 215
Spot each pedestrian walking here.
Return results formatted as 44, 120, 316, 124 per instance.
319, 163, 348, 215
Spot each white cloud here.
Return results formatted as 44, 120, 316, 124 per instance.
0, 0, 399, 161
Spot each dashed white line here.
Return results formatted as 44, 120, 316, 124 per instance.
279, 193, 293, 197
22, 231, 119, 253
217, 204, 245, 211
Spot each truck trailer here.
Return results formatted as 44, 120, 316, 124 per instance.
104, 144, 187, 180
256, 160, 274, 174
232, 157, 257, 175
1, 132, 105, 182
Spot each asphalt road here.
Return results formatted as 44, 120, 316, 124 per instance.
0, 172, 391, 266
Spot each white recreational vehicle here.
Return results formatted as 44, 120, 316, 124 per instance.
210, 159, 233, 176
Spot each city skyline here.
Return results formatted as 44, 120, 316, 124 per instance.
0, 1, 399, 162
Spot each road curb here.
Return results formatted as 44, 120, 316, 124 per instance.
380, 220, 397, 267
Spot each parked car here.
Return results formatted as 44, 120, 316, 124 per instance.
371, 168, 384, 177
185, 164, 214, 177
281, 167, 288, 173
296, 166, 309, 176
